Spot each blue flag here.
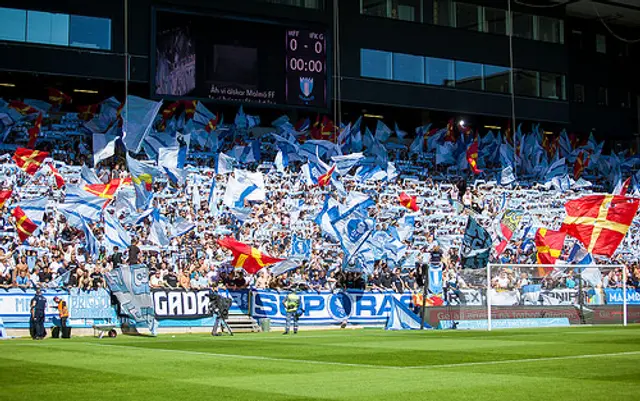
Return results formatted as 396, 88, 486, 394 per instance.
460, 217, 492, 269
121, 96, 163, 153
291, 234, 311, 259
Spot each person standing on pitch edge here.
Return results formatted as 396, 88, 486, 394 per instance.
282, 288, 301, 335
30, 288, 47, 340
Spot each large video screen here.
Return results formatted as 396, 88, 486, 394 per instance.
153, 10, 328, 109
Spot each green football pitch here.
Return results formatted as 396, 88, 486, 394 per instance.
2, 326, 640, 401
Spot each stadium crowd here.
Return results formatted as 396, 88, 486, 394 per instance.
0, 95, 638, 303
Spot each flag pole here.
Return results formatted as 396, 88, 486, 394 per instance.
507, 0, 517, 174
124, 0, 129, 125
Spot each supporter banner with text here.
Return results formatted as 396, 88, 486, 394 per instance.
251, 290, 413, 325
151, 288, 249, 319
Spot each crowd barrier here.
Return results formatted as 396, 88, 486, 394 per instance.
2, 287, 639, 329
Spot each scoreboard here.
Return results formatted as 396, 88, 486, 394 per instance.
153, 9, 328, 109
285, 29, 327, 108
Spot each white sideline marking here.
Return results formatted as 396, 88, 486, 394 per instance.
91, 343, 640, 371
405, 351, 640, 369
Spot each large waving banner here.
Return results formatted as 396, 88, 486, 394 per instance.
104, 264, 157, 334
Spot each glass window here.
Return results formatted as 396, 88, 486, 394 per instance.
573, 84, 585, 103
362, 0, 388, 18
392, 53, 424, 83
455, 3, 480, 31
483, 7, 506, 35
539, 72, 565, 100
361, 49, 393, 80
0, 7, 26, 42
538, 16, 563, 44
433, 0, 454, 26
597, 87, 608, 106
261, 0, 323, 8
393, 0, 421, 22
425, 57, 454, 86
596, 34, 606, 54
455, 61, 483, 90
511, 12, 534, 40
484, 65, 510, 93
69, 15, 111, 50
513, 69, 538, 97
27, 10, 69, 46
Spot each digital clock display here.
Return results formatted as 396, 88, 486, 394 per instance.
286, 29, 327, 107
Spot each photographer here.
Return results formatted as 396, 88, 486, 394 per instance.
207, 289, 233, 336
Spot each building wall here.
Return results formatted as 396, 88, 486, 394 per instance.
0, 0, 638, 138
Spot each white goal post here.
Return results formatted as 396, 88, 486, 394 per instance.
486, 263, 629, 331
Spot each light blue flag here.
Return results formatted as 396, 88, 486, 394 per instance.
330, 205, 376, 262
126, 154, 161, 210
149, 209, 170, 247
428, 265, 443, 295
121, 96, 163, 153
163, 165, 188, 186
158, 146, 179, 170
80, 164, 101, 185
229, 206, 252, 223
394, 214, 415, 242
169, 216, 195, 239
568, 243, 600, 287
300, 163, 316, 186
291, 234, 311, 259
222, 170, 263, 207
568, 243, 593, 266
270, 259, 300, 276
143, 130, 178, 161
427, 127, 445, 151
216, 152, 235, 174
314, 195, 341, 241
375, 120, 392, 142
15, 197, 47, 228
545, 158, 567, 180
409, 132, 424, 155
104, 212, 131, 252
59, 186, 104, 226
385, 297, 430, 330
436, 142, 456, 165
274, 150, 286, 173
394, 122, 407, 139
351, 129, 363, 152
93, 131, 118, 167
208, 178, 218, 216
192, 184, 201, 213
234, 184, 258, 208
81, 218, 99, 262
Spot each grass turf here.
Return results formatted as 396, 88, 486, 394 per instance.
1, 326, 640, 401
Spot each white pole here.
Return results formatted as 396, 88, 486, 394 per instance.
487, 263, 492, 331
623, 265, 628, 327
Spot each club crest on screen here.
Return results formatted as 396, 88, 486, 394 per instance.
299, 77, 315, 102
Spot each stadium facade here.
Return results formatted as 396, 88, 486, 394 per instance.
0, 0, 638, 142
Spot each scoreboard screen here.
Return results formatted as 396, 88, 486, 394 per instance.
153, 10, 328, 109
